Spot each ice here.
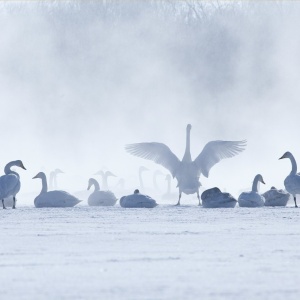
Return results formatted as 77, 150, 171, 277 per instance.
1, 204, 300, 299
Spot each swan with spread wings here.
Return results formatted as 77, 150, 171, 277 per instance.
125, 124, 246, 205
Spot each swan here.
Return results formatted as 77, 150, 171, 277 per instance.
33, 172, 82, 208
238, 174, 265, 207
120, 189, 157, 208
0, 160, 26, 209
87, 178, 117, 206
94, 170, 116, 190
263, 186, 290, 207
49, 168, 64, 190
125, 124, 246, 206
279, 151, 300, 207
201, 187, 237, 208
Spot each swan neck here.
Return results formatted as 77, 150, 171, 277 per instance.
183, 128, 192, 162
92, 179, 100, 191
4, 162, 19, 177
40, 174, 48, 194
252, 176, 260, 193
102, 174, 108, 190
289, 155, 297, 174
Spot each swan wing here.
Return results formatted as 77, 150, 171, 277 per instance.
0, 174, 20, 198
125, 143, 180, 178
194, 140, 246, 178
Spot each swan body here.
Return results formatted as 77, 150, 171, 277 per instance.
87, 178, 117, 206
33, 172, 81, 208
120, 189, 157, 208
0, 160, 26, 209
279, 151, 300, 207
263, 186, 290, 207
126, 124, 246, 206
201, 187, 237, 208
238, 174, 265, 207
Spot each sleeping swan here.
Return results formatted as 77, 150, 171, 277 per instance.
33, 172, 81, 208
201, 187, 237, 208
87, 178, 117, 206
120, 189, 157, 208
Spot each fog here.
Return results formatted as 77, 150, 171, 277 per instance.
1, 1, 300, 200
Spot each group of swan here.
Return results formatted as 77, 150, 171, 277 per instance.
2, 124, 300, 209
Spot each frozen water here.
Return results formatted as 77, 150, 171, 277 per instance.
1, 204, 300, 300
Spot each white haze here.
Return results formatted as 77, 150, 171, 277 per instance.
1, 1, 300, 200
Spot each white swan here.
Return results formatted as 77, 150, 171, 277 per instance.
87, 178, 117, 206
49, 168, 64, 190
33, 172, 82, 208
0, 160, 26, 209
201, 187, 237, 208
120, 189, 157, 208
279, 151, 300, 207
263, 186, 290, 207
125, 124, 246, 206
94, 170, 116, 190
238, 174, 265, 207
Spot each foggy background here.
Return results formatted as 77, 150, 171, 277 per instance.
1, 0, 300, 200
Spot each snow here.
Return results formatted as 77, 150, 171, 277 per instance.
1, 203, 300, 300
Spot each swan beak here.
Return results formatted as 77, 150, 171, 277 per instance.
279, 155, 285, 160
32, 175, 38, 179
87, 184, 91, 190
21, 163, 26, 170
262, 180, 266, 184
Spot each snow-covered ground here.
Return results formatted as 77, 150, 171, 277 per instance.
1, 202, 300, 300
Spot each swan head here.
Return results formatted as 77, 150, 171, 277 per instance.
186, 124, 192, 131
139, 166, 149, 173
94, 170, 104, 176
165, 174, 171, 181
134, 189, 140, 194
255, 174, 265, 185
13, 160, 26, 170
87, 178, 96, 190
279, 151, 293, 160
54, 168, 64, 174
105, 171, 116, 177
33, 172, 45, 180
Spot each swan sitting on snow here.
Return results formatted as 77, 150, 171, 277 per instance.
263, 186, 290, 207
33, 172, 82, 208
201, 187, 237, 208
87, 178, 117, 206
120, 189, 157, 208
238, 174, 265, 207
126, 124, 246, 206
0, 160, 26, 209
279, 151, 300, 207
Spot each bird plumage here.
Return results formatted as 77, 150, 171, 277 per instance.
33, 172, 81, 208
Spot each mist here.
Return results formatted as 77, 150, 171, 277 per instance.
1, 0, 300, 199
